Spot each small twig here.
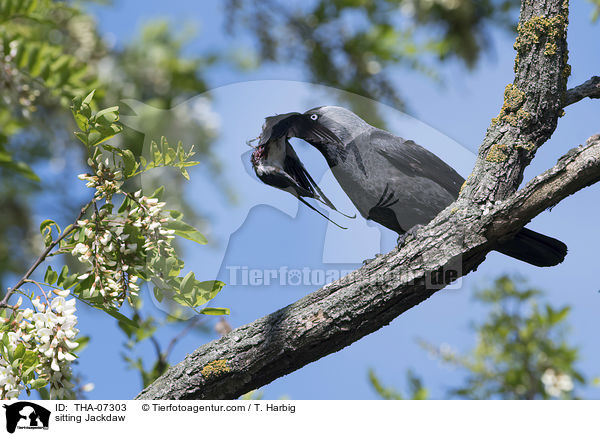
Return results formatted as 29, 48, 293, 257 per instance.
164, 317, 205, 360
1, 200, 93, 309
130, 307, 168, 373
24, 280, 50, 306
149, 336, 166, 367
564, 76, 600, 107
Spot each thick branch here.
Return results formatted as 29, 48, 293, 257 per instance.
136, 135, 600, 400
564, 76, 600, 107
459, 0, 570, 203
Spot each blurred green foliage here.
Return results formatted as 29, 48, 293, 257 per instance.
371, 276, 588, 399
0, 1, 220, 393
590, 0, 600, 20
225, 0, 521, 111
0, 1, 215, 293
369, 368, 428, 399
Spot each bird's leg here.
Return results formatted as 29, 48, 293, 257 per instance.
396, 224, 424, 247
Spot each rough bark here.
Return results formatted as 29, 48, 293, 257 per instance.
458, 0, 570, 204
136, 0, 597, 400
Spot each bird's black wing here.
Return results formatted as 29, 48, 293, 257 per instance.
259, 113, 342, 147
370, 129, 464, 198
367, 206, 405, 234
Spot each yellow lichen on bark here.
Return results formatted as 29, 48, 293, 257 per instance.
486, 144, 509, 163
201, 359, 231, 379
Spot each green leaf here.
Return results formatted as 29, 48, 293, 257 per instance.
165, 220, 207, 245
74, 131, 88, 145
40, 219, 60, 246
13, 343, 26, 360
117, 318, 137, 339
180, 271, 195, 295
150, 185, 164, 200
82, 89, 96, 105
86, 129, 102, 146
62, 273, 79, 290
21, 350, 39, 368
73, 113, 88, 132
96, 305, 139, 328
168, 209, 183, 220
150, 140, 163, 166
200, 307, 230, 316
122, 149, 138, 177
72, 336, 90, 353
0, 160, 40, 181
95, 106, 119, 124
174, 280, 225, 308
118, 196, 131, 214
39, 219, 59, 234
1, 332, 9, 349
38, 387, 50, 400
44, 266, 58, 285
153, 286, 164, 303
22, 357, 39, 380
30, 378, 48, 390
196, 280, 226, 302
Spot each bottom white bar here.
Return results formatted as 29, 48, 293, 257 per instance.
1, 400, 595, 435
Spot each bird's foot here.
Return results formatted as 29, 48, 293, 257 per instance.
396, 225, 424, 247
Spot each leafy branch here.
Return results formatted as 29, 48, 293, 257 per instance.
0, 90, 228, 399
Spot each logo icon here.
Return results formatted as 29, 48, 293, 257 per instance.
3, 402, 50, 434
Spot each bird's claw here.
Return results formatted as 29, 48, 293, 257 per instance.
396, 225, 424, 247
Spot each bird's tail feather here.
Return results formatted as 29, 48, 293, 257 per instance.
495, 227, 567, 267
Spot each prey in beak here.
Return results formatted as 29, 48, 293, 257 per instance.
249, 113, 354, 229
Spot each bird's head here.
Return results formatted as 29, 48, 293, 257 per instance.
303, 106, 369, 145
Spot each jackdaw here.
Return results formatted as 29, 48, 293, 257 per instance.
259, 106, 567, 267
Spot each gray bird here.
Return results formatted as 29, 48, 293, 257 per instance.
250, 113, 354, 228
260, 106, 567, 267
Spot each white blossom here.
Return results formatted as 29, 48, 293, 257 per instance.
542, 368, 574, 398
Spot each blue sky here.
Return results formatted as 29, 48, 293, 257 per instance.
61, 0, 600, 399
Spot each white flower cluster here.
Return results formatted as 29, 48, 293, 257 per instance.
0, 338, 21, 399
73, 155, 176, 307
0, 295, 79, 400
0, 39, 41, 117
130, 189, 176, 252
71, 212, 141, 305
541, 368, 574, 397
78, 154, 124, 199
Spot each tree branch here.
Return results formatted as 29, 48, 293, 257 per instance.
136, 134, 600, 400
137, 0, 583, 399
564, 76, 600, 107
0, 201, 93, 308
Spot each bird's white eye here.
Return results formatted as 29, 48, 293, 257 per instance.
310, 114, 318, 121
